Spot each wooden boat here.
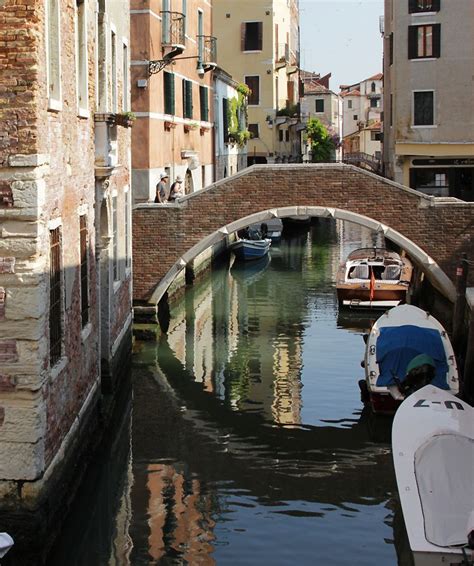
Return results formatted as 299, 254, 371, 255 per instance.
336, 247, 412, 309
362, 304, 459, 414
392, 385, 474, 565
230, 228, 272, 261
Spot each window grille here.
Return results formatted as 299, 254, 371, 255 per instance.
80, 215, 89, 327
49, 227, 62, 365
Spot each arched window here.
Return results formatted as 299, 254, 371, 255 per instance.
371, 82, 376, 93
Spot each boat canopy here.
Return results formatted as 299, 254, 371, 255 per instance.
375, 325, 449, 388
415, 433, 474, 547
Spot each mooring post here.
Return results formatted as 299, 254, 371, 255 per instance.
452, 254, 468, 349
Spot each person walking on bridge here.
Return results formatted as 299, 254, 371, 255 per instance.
154, 172, 169, 203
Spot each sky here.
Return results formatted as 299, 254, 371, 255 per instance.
299, 0, 384, 92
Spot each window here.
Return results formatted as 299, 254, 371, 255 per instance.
111, 31, 117, 112
182, 0, 187, 35
390, 94, 393, 126
248, 123, 259, 138
241, 22, 263, 51
222, 98, 229, 143
413, 91, 434, 125
285, 130, 289, 142
49, 227, 62, 365
371, 131, 382, 141
76, 0, 87, 111
197, 10, 204, 65
370, 98, 379, 108
122, 43, 129, 111
279, 129, 283, 142
200, 85, 209, 122
182, 79, 193, 118
164, 72, 175, 115
408, 24, 440, 59
348, 100, 352, 109
408, 0, 440, 14
245, 76, 260, 105
112, 196, 118, 281
389, 33, 394, 65
371, 82, 376, 93
315, 99, 324, 113
353, 114, 358, 120
79, 215, 89, 327
47, 0, 61, 106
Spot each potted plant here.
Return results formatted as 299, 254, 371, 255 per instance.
114, 111, 136, 128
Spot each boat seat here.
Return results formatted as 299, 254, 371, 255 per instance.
382, 265, 401, 280
350, 265, 369, 279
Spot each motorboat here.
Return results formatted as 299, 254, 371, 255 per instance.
250, 219, 283, 243
0, 532, 14, 558
230, 227, 271, 261
362, 304, 459, 414
392, 385, 474, 565
336, 247, 413, 309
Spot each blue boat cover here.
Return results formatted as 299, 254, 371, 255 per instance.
375, 325, 449, 388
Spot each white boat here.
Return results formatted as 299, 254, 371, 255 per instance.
336, 247, 413, 309
392, 385, 474, 565
0, 532, 14, 558
363, 304, 459, 414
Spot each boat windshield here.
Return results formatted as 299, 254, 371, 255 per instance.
415, 433, 474, 547
375, 325, 449, 388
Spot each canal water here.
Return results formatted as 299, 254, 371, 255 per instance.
47, 219, 411, 565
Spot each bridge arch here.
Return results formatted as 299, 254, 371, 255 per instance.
148, 206, 455, 305
132, 164, 473, 306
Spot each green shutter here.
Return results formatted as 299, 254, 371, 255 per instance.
164, 72, 175, 115
200, 86, 208, 122
186, 80, 193, 118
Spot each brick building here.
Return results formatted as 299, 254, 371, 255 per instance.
0, 0, 132, 529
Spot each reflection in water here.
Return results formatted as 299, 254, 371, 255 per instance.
45, 220, 406, 565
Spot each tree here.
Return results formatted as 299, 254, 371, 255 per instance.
306, 118, 335, 162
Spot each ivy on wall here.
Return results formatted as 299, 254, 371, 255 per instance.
227, 83, 251, 147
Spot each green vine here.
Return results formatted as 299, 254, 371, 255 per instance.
226, 86, 250, 148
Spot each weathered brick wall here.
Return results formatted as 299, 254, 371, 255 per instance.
132, 164, 474, 302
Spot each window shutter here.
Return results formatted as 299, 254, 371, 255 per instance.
200, 86, 208, 121
432, 23, 441, 58
186, 80, 193, 118
257, 22, 263, 50
432, 0, 440, 11
164, 72, 175, 115
408, 25, 417, 59
241, 22, 246, 51
222, 98, 229, 142
182, 78, 186, 117
408, 0, 418, 13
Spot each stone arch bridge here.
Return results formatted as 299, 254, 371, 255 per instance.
132, 164, 473, 306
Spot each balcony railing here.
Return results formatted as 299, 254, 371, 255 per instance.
197, 35, 217, 68
161, 11, 185, 49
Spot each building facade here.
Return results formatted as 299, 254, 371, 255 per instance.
130, 0, 215, 203
300, 71, 342, 161
0, 0, 132, 524
214, 0, 301, 165
213, 67, 248, 181
383, 0, 474, 200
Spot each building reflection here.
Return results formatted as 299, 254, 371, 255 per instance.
146, 464, 216, 564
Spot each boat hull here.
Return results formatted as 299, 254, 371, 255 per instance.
336, 248, 412, 309
392, 386, 473, 565
364, 304, 459, 415
231, 238, 271, 261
